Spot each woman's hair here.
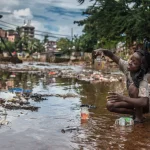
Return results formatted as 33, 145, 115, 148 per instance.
143, 38, 150, 51
131, 49, 150, 88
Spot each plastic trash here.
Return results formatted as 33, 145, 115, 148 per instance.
61, 126, 79, 133
80, 104, 96, 109
80, 105, 89, 120
115, 117, 134, 126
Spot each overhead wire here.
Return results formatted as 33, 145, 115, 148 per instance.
0, 20, 71, 38
0, 24, 62, 39
0, 24, 16, 30
0, 20, 17, 27
34, 30, 70, 37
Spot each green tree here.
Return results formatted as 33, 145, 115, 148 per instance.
76, 33, 97, 52
5, 41, 15, 52
56, 38, 72, 55
36, 40, 45, 53
73, 35, 82, 52
76, 0, 150, 51
15, 34, 29, 52
0, 40, 5, 55
0, 38, 14, 56
27, 40, 37, 54
27, 39, 44, 54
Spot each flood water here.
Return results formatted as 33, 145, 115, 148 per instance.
0, 64, 150, 150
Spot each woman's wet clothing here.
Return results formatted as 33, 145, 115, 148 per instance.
119, 58, 150, 112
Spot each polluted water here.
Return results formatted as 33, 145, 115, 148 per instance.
115, 117, 134, 126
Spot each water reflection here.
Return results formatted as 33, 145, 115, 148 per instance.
0, 70, 149, 150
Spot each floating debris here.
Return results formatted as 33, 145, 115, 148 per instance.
0, 61, 123, 84
115, 117, 134, 126
30, 93, 79, 100
61, 126, 80, 133
0, 119, 9, 126
2, 103, 40, 111
80, 104, 96, 109
80, 105, 89, 120
30, 94, 47, 102
55, 93, 79, 99
0, 99, 5, 104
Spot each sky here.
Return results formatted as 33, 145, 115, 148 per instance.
0, 0, 92, 41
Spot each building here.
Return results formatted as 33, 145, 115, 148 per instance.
20, 20, 35, 38
6, 30, 19, 42
44, 40, 57, 52
0, 28, 6, 38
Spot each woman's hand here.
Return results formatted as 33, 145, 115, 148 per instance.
93, 49, 119, 64
107, 92, 125, 102
92, 49, 104, 58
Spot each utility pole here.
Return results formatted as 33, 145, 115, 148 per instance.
69, 28, 74, 60
71, 28, 73, 42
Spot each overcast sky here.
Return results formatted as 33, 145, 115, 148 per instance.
0, 0, 92, 41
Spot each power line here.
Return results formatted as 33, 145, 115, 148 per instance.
0, 20, 71, 37
35, 30, 70, 37
0, 24, 16, 30
0, 20, 17, 27
0, 25, 63, 38
0, 26, 11, 30
34, 33, 58, 38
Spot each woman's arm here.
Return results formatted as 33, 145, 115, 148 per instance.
93, 49, 120, 65
122, 96, 148, 107
107, 92, 149, 107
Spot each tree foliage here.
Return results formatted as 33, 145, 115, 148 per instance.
56, 38, 72, 55
75, 0, 150, 52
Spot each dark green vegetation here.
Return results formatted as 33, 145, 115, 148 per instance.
70, 0, 150, 52
0, 30, 45, 63
0, 27, 46, 59
0, 35, 45, 56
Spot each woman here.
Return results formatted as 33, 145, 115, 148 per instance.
93, 48, 150, 123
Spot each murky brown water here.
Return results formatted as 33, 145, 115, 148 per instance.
0, 70, 150, 150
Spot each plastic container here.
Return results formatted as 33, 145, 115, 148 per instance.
115, 117, 134, 126
80, 105, 89, 120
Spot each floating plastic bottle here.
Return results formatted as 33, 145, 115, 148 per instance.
80, 105, 89, 120
115, 117, 134, 126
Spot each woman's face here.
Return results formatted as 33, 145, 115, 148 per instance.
127, 52, 141, 72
